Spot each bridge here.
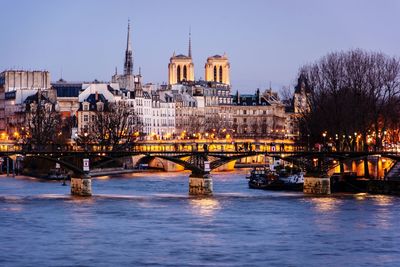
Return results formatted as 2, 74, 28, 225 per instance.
1, 141, 399, 196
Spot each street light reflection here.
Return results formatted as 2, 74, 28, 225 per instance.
189, 197, 220, 217
310, 197, 341, 212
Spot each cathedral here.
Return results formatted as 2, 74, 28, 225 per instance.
168, 32, 230, 86
168, 32, 194, 84
111, 21, 142, 91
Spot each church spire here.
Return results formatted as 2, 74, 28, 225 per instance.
188, 27, 192, 58
124, 19, 133, 75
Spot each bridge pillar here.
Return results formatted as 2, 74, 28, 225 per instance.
303, 176, 331, 195
189, 173, 213, 195
71, 174, 92, 196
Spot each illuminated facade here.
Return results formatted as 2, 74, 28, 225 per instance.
231, 89, 287, 138
168, 54, 194, 85
205, 54, 230, 85
168, 32, 195, 85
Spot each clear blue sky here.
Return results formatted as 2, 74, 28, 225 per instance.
1, 0, 399, 93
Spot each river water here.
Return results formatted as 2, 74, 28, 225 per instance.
0, 171, 399, 266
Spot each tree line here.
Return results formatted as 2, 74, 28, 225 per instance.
297, 49, 400, 151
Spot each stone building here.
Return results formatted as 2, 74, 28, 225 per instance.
231, 88, 287, 139
283, 74, 312, 140
151, 90, 176, 138
168, 33, 194, 85
77, 83, 120, 136
171, 84, 199, 136
111, 21, 138, 90
77, 93, 109, 136
204, 54, 230, 85
0, 70, 52, 133
52, 79, 82, 119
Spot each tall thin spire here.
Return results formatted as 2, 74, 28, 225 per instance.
188, 27, 192, 58
124, 19, 133, 75
126, 19, 132, 51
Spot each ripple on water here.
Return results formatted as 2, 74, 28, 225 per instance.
1, 172, 400, 267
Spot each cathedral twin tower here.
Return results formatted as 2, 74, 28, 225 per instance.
115, 21, 230, 87
168, 32, 230, 86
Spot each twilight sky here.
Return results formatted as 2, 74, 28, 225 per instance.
1, 0, 399, 93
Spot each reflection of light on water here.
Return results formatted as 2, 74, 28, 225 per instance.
37, 194, 69, 199
370, 195, 394, 230
354, 193, 368, 201
95, 175, 111, 180
2, 206, 23, 212
310, 197, 341, 212
371, 195, 394, 206
189, 197, 220, 217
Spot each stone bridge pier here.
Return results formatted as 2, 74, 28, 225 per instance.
70, 174, 92, 196
189, 172, 213, 195
188, 154, 213, 195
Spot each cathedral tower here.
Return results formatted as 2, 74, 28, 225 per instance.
124, 20, 133, 75
112, 20, 135, 90
168, 32, 194, 85
205, 53, 230, 85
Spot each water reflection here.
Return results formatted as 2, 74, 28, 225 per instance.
189, 197, 220, 217
309, 197, 342, 212
371, 195, 394, 206
354, 193, 368, 201
371, 195, 394, 230
1, 173, 400, 266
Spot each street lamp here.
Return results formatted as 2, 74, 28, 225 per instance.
322, 132, 327, 151
84, 132, 88, 151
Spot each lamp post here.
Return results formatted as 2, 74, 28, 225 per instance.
322, 132, 327, 151
84, 132, 88, 152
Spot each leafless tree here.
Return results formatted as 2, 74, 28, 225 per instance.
280, 85, 293, 103
91, 102, 139, 151
24, 101, 61, 149
298, 49, 400, 155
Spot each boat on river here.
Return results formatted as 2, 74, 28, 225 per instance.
247, 167, 304, 191
44, 169, 70, 181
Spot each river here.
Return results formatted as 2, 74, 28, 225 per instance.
1, 171, 399, 266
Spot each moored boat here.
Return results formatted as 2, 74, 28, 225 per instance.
247, 167, 304, 191
44, 169, 70, 181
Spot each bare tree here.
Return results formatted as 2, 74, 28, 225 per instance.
24, 101, 61, 149
280, 85, 293, 103
90, 102, 139, 151
297, 49, 400, 154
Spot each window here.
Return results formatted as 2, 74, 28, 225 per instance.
219, 66, 223, 83
84, 115, 88, 122
183, 65, 187, 80
243, 110, 247, 115
177, 65, 181, 82
83, 103, 89, 111
213, 66, 217, 82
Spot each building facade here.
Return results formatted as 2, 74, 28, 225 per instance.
0, 70, 52, 133
231, 89, 287, 139
204, 54, 230, 85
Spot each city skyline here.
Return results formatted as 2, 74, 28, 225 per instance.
1, 0, 400, 93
